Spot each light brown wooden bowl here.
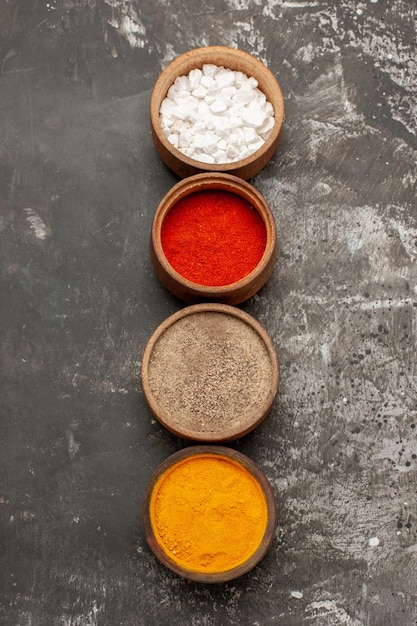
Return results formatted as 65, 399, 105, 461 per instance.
142, 445, 277, 583
141, 303, 279, 442
150, 172, 277, 305
150, 46, 284, 179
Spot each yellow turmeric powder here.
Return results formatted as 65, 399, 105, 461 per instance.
149, 453, 268, 574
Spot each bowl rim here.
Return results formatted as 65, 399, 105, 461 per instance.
141, 302, 280, 442
150, 45, 285, 178
151, 172, 278, 297
142, 445, 278, 583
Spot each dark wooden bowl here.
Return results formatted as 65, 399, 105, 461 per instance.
150, 172, 277, 305
142, 445, 277, 583
150, 46, 284, 180
141, 303, 279, 442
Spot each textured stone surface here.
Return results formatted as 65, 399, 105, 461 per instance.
0, 1, 416, 625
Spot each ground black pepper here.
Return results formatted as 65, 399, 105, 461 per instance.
146, 310, 274, 436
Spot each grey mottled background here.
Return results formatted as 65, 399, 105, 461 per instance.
0, 1, 416, 624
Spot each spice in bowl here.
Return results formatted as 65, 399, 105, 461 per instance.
161, 189, 267, 286
141, 303, 279, 442
150, 46, 285, 179
150, 173, 278, 305
159, 64, 275, 165
143, 446, 277, 582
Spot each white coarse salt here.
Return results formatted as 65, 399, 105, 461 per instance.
202, 63, 218, 77
232, 85, 254, 105
174, 75, 189, 93
221, 85, 237, 98
204, 95, 216, 105
215, 68, 236, 89
226, 143, 241, 160
210, 98, 228, 114
160, 98, 175, 118
192, 86, 207, 99
234, 71, 247, 88
195, 152, 216, 164
179, 130, 193, 148
243, 127, 258, 144
188, 68, 202, 90
200, 75, 217, 91
211, 115, 229, 135
159, 64, 275, 165
258, 116, 275, 136
242, 101, 266, 128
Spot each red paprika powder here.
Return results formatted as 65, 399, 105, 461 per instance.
160, 190, 267, 286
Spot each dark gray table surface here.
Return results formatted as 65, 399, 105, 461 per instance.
1, 1, 416, 625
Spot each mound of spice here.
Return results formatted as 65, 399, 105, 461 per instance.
159, 63, 275, 164
149, 453, 269, 574
161, 189, 267, 286
145, 308, 275, 438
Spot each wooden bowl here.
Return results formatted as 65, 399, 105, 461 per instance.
150, 46, 284, 179
150, 172, 277, 305
142, 445, 277, 583
141, 303, 279, 442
